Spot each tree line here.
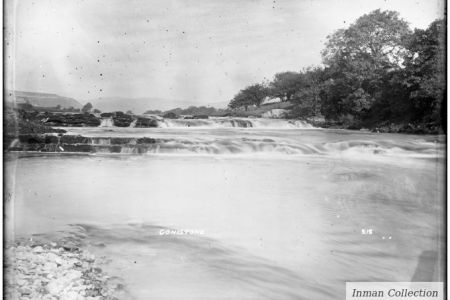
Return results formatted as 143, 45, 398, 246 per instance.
228, 10, 446, 131
145, 106, 229, 116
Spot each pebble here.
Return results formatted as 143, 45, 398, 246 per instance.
5, 241, 124, 299
32, 246, 44, 253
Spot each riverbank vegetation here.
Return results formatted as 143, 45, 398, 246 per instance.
228, 10, 446, 133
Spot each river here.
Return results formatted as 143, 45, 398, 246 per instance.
5, 118, 446, 299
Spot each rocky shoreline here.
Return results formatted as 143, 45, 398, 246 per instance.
5, 240, 125, 300
4, 134, 160, 153
5, 108, 444, 136
3, 110, 444, 155
11, 110, 160, 128
307, 120, 444, 135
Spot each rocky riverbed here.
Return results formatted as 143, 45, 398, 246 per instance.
4, 133, 159, 153
4, 240, 126, 300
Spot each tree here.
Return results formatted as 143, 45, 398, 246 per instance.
93, 108, 101, 113
244, 84, 269, 107
402, 19, 446, 125
321, 9, 412, 119
228, 84, 269, 110
226, 10, 444, 132
81, 102, 93, 113
228, 92, 253, 111
322, 10, 411, 70
290, 67, 325, 117
269, 72, 305, 101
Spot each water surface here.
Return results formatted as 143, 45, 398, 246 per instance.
5, 123, 445, 299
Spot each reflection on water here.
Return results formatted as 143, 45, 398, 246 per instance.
4, 129, 445, 299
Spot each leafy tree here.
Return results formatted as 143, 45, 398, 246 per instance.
244, 84, 269, 107
228, 92, 253, 111
321, 9, 411, 119
323, 10, 410, 69
369, 18, 446, 128
229, 84, 269, 110
269, 72, 304, 101
290, 67, 325, 116
403, 19, 446, 125
226, 10, 444, 133
81, 102, 93, 113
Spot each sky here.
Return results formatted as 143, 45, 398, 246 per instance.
5, 0, 445, 106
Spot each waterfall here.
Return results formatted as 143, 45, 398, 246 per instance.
78, 137, 444, 158
91, 138, 111, 146
95, 116, 314, 129
157, 118, 314, 129
230, 119, 253, 128
94, 116, 315, 129
15, 134, 442, 158
120, 146, 137, 154
100, 117, 114, 127
129, 119, 137, 128
57, 135, 64, 152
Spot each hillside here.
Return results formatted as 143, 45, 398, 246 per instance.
5, 91, 82, 109
88, 97, 196, 114
88, 97, 230, 114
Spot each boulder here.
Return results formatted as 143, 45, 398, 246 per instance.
110, 138, 133, 145
18, 134, 46, 144
60, 135, 91, 144
60, 144, 93, 152
193, 115, 209, 119
4, 134, 60, 151
109, 145, 123, 153
44, 135, 59, 144
44, 114, 101, 127
134, 117, 159, 128
112, 114, 133, 127
136, 137, 157, 144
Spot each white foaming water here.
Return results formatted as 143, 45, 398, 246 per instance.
137, 117, 314, 129
62, 126, 445, 160
129, 119, 137, 128
4, 128, 445, 300
91, 137, 112, 146
99, 117, 114, 127
84, 138, 442, 159
246, 118, 313, 129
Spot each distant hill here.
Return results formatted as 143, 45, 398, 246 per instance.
5, 91, 82, 109
88, 97, 225, 114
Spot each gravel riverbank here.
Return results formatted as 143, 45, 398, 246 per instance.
5, 241, 126, 300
